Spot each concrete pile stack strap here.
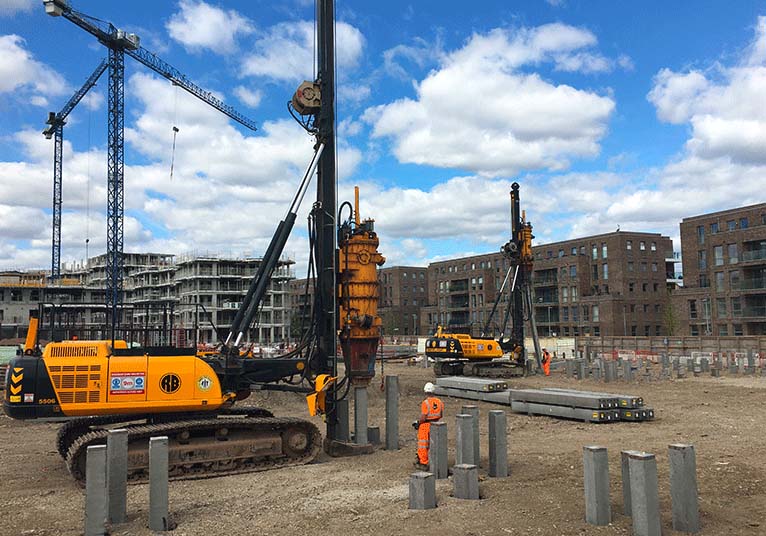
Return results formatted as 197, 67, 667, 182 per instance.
510, 401, 620, 423
435, 376, 509, 392
433, 386, 512, 405
541, 387, 644, 408
509, 389, 619, 409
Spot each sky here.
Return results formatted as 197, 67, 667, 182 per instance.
0, 0, 765, 275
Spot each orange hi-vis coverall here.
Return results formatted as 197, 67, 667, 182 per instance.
542, 351, 551, 376
417, 396, 444, 465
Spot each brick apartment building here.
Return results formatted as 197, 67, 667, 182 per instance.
423, 231, 676, 338
378, 265, 428, 337
673, 203, 766, 336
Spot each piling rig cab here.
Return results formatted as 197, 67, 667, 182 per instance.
3, 0, 382, 483
427, 182, 540, 378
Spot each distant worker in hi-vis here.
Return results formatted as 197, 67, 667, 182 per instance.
414, 382, 444, 469
542, 349, 551, 376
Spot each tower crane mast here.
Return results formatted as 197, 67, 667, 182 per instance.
43, 0, 258, 342
43, 59, 108, 281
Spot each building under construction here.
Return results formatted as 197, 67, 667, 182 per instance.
0, 252, 293, 346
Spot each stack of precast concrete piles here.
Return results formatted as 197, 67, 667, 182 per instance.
433, 377, 654, 424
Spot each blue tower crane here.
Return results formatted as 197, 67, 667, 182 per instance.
43, 59, 108, 282
43, 0, 258, 342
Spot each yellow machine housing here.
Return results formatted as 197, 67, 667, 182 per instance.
4, 339, 231, 420
425, 326, 503, 361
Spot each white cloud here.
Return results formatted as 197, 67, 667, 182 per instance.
363, 25, 615, 176
0, 35, 68, 98
166, 0, 253, 54
0, 0, 34, 17
241, 20, 364, 82
233, 85, 262, 108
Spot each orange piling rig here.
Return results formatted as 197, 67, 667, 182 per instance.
337, 186, 386, 386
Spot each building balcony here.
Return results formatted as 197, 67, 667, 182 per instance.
741, 249, 766, 263
533, 276, 558, 287
741, 306, 766, 319
736, 279, 766, 291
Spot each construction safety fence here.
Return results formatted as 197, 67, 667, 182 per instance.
573, 336, 766, 367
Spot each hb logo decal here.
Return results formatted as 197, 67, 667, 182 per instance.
160, 373, 181, 394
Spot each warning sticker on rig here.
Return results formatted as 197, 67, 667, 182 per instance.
110, 372, 145, 395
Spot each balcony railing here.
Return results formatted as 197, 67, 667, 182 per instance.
533, 276, 558, 286
741, 306, 766, 318
742, 249, 766, 262
736, 279, 766, 290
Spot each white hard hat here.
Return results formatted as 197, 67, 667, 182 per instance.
424, 382, 436, 393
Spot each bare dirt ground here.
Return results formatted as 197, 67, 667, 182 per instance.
1, 363, 765, 535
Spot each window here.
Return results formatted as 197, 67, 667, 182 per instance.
733, 324, 743, 336
471, 263, 476, 270
730, 270, 740, 289
718, 325, 728, 336
560, 267, 567, 278
728, 243, 738, 264
629, 282, 635, 292
592, 244, 598, 259
631, 325, 637, 336
570, 265, 576, 277
412, 299, 417, 306
740, 217, 749, 229
698, 225, 705, 244
562, 287, 569, 303
558, 249, 565, 258
448, 266, 452, 273
562, 306, 569, 321
602, 263, 609, 279
580, 245, 585, 255
641, 262, 647, 272
699, 274, 710, 287
627, 240, 632, 250
602, 243, 608, 258
571, 247, 578, 255
644, 325, 651, 336
564, 326, 570, 336
583, 306, 590, 321
592, 265, 599, 281
403, 299, 408, 306
643, 304, 649, 313
628, 262, 634, 272
698, 250, 707, 269
714, 245, 724, 266
691, 325, 700, 336
716, 298, 727, 318
651, 242, 657, 251
594, 327, 600, 336
727, 220, 736, 231
655, 304, 661, 313
732, 297, 742, 317
711, 222, 719, 234
30, 290, 40, 301
630, 304, 636, 313
651, 262, 658, 272
653, 283, 659, 292
715, 272, 725, 291
603, 284, 609, 294
642, 283, 648, 292
403, 272, 408, 278
655, 325, 661, 336
571, 286, 577, 301
572, 307, 579, 321
640, 241, 646, 251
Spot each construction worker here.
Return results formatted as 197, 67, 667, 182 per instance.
542, 348, 551, 376
415, 382, 444, 469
